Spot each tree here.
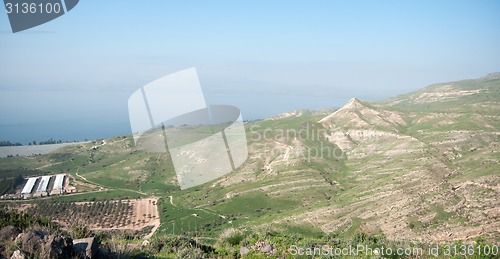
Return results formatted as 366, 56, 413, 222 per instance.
70, 223, 93, 239
12, 175, 24, 190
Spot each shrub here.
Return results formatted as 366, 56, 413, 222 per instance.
175, 247, 205, 259
70, 223, 93, 239
219, 228, 245, 246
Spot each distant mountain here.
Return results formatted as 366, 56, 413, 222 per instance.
265, 108, 336, 121
384, 72, 500, 114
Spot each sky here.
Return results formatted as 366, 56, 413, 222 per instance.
1, 0, 500, 144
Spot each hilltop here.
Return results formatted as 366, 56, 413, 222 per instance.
384, 72, 500, 114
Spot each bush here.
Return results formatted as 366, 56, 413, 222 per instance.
225, 233, 244, 246
219, 228, 245, 246
70, 224, 93, 239
0, 208, 37, 230
175, 247, 205, 259
150, 235, 193, 254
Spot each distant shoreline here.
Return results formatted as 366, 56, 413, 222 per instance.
0, 142, 88, 158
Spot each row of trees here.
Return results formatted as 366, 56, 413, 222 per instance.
29, 138, 64, 145
0, 138, 80, 146
26, 200, 136, 229
0, 140, 22, 146
0, 206, 52, 230
0, 175, 24, 196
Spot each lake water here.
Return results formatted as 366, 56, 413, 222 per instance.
0, 142, 84, 158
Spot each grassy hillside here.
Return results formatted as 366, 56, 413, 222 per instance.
383, 72, 500, 114
0, 73, 499, 256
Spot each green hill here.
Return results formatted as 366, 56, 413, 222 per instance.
1, 73, 499, 252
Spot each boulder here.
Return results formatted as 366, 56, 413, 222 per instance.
21, 230, 45, 253
73, 237, 97, 259
239, 246, 250, 255
260, 244, 273, 253
141, 240, 150, 249
14, 233, 23, 244
10, 250, 26, 259
43, 235, 73, 259
0, 226, 21, 242
96, 247, 112, 259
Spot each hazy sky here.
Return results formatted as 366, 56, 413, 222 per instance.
1, 0, 499, 143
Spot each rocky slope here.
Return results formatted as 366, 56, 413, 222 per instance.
314, 84, 499, 242
207, 72, 499, 242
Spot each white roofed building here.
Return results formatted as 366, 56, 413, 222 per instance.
37, 175, 51, 192
21, 177, 38, 195
51, 174, 66, 195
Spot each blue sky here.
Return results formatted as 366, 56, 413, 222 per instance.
1, 0, 500, 143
